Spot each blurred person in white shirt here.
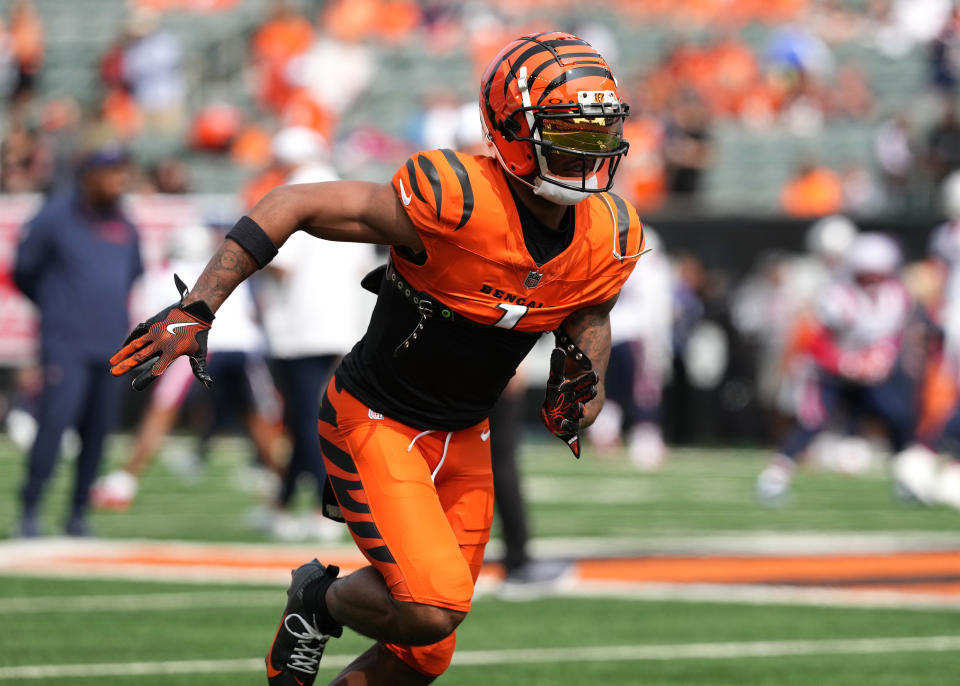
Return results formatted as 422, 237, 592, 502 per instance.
254, 126, 378, 541
92, 220, 284, 510
588, 227, 673, 469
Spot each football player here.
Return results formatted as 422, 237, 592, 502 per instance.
756, 232, 916, 504
110, 32, 644, 685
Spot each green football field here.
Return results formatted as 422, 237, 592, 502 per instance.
1, 434, 959, 684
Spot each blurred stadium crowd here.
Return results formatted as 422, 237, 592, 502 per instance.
4, 0, 960, 540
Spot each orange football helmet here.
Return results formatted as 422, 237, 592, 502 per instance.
480, 31, 630, 204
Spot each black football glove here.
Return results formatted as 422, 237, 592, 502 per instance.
109, 274, 214, 391
540, 347, 599, 458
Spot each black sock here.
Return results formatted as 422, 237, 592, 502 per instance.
310, 566, 344, 637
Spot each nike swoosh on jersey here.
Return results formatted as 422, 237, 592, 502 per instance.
399, 177, 413, 206
166, 321, 201, 335
480, 429, 491, 441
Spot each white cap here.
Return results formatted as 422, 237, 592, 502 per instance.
942, 170, 960, 220
272, 126, 328, 167
806, 214, 858, 260
846, 232, 901, 276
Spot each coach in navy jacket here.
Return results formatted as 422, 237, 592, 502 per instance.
13, 141, 142, 537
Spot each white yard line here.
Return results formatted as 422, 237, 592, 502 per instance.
2, 636, 960, 680
0, 590, 282, 614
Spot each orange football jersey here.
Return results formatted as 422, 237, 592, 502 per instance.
390, 149, 645, 332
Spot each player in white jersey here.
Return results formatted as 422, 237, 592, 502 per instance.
757, 232, 917, 503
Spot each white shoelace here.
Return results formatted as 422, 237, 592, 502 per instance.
283, 613, 330, 675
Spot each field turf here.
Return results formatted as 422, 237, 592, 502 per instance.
1, 435, 958, 684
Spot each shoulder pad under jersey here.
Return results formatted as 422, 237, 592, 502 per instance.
392, 149, 476, 235
599, 192, 646, 262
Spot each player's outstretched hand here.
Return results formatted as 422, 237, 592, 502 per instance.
540, 347, 598, 458
109, 274, 215, 391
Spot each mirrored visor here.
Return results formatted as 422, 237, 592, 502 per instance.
540, 116, 623, 153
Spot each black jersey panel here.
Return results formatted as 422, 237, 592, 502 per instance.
336, 275, 541, 431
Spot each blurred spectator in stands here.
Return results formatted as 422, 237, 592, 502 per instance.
122, 8, 185, 134
780, 158, 844, 217
188, 102, 243, 153
0, 17, 11, 99
756, 232, 915, 504
703, 30, 758, 117
250, 0, 314, 115
1, 123, 42, 192
230, 123, 273, 168
411, 92, 485, 154
618, 102, 666, 212
100, 87, 143, 142
928, 4, 960, 94
840, 165, 885, 217
926, 102, 960, 184
99, 26, 132, 93
6, 0, 44, 119
874, 113, 915, 210
661, 90, 713, 202
829, 64, 874, 120
251, 126, 376, 541
144, 157, 190, 194
872, 0, 951, 58
36, 98, 82, 192
285, 8, 375, 123
589, 228, 674, 470
13, 134, 141, 537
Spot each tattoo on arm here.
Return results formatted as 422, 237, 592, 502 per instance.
562, 298, 617, 427
182, 239, 258, 312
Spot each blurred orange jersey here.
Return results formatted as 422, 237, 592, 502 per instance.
390, 149, 644, 333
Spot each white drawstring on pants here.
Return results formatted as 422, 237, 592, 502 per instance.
407, 429, 453, 482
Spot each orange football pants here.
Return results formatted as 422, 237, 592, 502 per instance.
317, 376, 494, 677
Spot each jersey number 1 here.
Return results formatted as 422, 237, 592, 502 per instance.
494, 303, 529, 329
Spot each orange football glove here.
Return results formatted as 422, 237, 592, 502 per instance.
110, 274, 214, 391
540, 347, 598, 458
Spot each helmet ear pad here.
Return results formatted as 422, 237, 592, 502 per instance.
495, 112, 537, 177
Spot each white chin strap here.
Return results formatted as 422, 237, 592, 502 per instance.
532, 175, 597, 205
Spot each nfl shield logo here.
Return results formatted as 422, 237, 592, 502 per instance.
524, 270, 543, 289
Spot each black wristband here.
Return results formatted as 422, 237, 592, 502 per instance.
225, 215, 278, 269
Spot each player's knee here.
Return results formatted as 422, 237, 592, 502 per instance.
399, 603, 465, 645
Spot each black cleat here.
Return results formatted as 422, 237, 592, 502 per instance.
266, 559, 342, 685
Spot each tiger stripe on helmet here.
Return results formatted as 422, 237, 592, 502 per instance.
501, 38, 592, 97
537, 66, 615, 104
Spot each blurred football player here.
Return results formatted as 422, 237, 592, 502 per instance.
109, 32, 644, 685
756, 232, 916, 504
893, 176, 960, 508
